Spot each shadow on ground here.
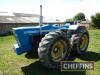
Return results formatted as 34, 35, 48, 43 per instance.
21, 61, 86, 75
25, 51, 38, 59
77, 51, 100, 62
21, 51, 100, 75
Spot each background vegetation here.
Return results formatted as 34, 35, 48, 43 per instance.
73, 12, 86, 21
91, 13, 100, 29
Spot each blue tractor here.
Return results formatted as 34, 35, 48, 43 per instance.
12, 6, 89, 68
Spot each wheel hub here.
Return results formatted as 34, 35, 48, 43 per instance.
51, 40, 67, 62
80, 34, 88, 50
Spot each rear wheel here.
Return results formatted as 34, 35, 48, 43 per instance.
73, 27, 89, 54
38, 30, 71, 68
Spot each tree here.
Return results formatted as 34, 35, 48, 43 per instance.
73, 12, 86, 22
91, 13, 100, 28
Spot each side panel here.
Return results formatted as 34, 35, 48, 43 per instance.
68, 25, 79, 30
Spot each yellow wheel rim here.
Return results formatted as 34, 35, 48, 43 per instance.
80, 34, 88, 50
51, 40, 66, 62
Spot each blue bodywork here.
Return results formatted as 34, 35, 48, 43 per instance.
12, 23, 70, 55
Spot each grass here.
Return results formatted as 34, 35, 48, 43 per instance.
0, 29, 100, 75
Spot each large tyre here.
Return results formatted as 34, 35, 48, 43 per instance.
73, 26, 89, 54
38, 30, 71, 68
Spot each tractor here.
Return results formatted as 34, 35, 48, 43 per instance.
12, 6, 89, 68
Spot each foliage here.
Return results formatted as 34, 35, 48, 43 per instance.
91, 13, 100, 28
73, 12, 86, 22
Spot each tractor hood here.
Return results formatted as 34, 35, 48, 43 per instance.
13, 24, 58, 35
12, 24, 70, 35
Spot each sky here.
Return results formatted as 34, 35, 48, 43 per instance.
0, 0, 100, 21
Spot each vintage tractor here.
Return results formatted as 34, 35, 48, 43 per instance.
12, 6, 89, 68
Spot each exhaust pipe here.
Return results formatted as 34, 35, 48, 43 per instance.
39, 5, 43, 35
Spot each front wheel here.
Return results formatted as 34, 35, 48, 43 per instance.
38, 31, 71, 68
